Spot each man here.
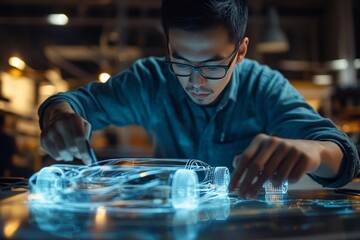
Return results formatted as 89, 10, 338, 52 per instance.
38, 0, 360, 198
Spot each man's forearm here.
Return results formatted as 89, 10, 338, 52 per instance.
312, 141, 343, 179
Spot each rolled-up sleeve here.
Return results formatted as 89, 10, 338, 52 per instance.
38, 57, 165, 131
261, 70, 360, 187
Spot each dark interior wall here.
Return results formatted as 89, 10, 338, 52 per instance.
0, 0, 358, 85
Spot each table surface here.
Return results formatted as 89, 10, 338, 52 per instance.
1, 186, 360, 240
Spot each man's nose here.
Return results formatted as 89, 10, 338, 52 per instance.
189, 71, 207, 87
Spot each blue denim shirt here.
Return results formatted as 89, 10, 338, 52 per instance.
38, 57, 360, 188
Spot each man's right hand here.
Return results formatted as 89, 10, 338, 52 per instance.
40, 102, 93, 165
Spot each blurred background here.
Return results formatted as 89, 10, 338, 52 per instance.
0, 0, 359, 178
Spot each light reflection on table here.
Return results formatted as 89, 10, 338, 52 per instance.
1, 190, 360, 239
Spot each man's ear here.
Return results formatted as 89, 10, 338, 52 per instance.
235, 37, 249, 63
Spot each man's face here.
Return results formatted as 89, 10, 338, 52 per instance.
168, 26, 248, 105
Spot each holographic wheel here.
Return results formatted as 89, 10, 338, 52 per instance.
263, 180, 288, 194
171, 169, 199, 209
213, 167, 230, 193
34, 166, 65, 200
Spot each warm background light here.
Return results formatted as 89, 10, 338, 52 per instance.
8, 57, 26, 70
3, 219, 21, 238
47, 14, 69, 26
98, 72, 110, 83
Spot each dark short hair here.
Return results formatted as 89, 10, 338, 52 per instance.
161, 0, 248, 44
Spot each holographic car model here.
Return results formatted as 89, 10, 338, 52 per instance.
29, 158, 230, 210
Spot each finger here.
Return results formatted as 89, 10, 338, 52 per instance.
68, 116, 92, 160
70, 146, 82, 159
247, 173, 268, 198
237, 162, 264, 197
54, 121, 79, 160
70, 115, 90, 139
248, 145, 287, 197
41, 127, 72, 161
229, 135, 267, 192
229, 154, 250, 191
48, 129, 74, 161
75, 138, 92, 165
288, 156, 308, 183
83, 119, 92, 139
273, 149, 300, 185
238, 137, 277, 197
40, 136, 62, 161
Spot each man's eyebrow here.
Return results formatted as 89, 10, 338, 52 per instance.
171, 50, 224, 63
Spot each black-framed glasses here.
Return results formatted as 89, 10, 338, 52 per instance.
165, 42, 240, 80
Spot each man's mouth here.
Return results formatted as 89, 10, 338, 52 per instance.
189, 92, 211, 99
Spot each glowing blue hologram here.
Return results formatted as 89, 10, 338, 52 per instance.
28, 196, 232, 240
33, 166, 65, 200
171, 169, 199, 209
262, 180, 288, 205
213, 167, 230, 193
172, 197, 232, 240
265, 193, 288, 205
28, 158, 231, 211
263, 180, 288, 195
199, 196, 231, 221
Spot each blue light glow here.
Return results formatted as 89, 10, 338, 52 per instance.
28, 158, 231, 211
263, 180, 288, 195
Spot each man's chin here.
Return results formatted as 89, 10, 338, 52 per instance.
189, 95, 216, 106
